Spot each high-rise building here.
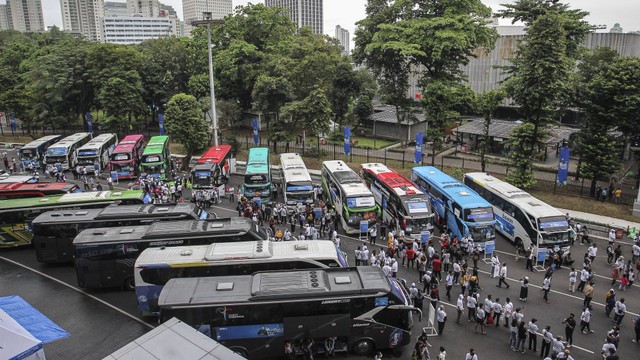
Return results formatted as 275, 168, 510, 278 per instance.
335, 25, 349, 56
265, 0, 323, 35
60, 0, 105, 41
2, 0, 45, 32
104, 1, 129, 17
182, 0, 231, 37
0, 3, 10, 30
103, 15, 174, 44
127, 0, 158, 17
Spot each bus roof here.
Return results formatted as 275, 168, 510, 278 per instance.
21, 135, 63, 149
413, 167, 491, 209
280, 153, 311, 183
142, 136, 169, 155
159, 267, 392, 307
113, 135, 144, 153
0, 182, 76, 193
361, 163, 425, 197
78, 133, 117, 150
196, 145, 232, 165
322, 161, 371, 196
245, 148, 270, 175
465, 172, 565, 219
73, 218, 256, 245
49, 133, 91, 148
136, 240, 338, 266
0, 190, 145, 211
32, 203, 200, 225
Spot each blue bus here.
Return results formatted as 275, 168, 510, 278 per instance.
411, 166, 497, 247
242, 148, 272, 203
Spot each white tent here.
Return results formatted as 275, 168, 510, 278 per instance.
0, 309, 46, 360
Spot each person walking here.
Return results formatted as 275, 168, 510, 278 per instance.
580, 306, 594, 334
436, 305, 447, 335
577, 268, 590, 292
568, 267, 577, 293
540, 326, 553, 358
519, 276, 529, 302
605, 289, 616, 318
583, 281, 594, 308
497, 263, 510, 288
632, 314, 640, 343
492, 298, 503, 328
542, 275, 551, 303
456, 294, 465, 324
474, 303, 486, 335
613, 298, 626, 326
445, 271, 454, 301
465, 349, 478, 360
368, 224, 377, 245
562, 313, 576, 348
527, 318, 539, 352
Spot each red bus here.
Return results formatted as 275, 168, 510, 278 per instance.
190, 144, 232, 189
109, 134, 145, 180
0, 182, 81, 200
360, 163, 433, 242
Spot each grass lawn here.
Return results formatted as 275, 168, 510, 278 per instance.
0, 134, 38, 144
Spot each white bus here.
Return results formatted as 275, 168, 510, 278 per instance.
19, 135, 62, 169
321, 160, 379, 234
464, 172, 572, 252
279, 153, 314, 212
76, 133, 118, 173
44, 133, 92, 170
134, 240, 348, 316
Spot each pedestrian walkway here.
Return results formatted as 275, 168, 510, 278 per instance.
560, 208, 640, 231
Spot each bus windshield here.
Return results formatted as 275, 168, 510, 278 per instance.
244, 174, 269, 185
538, 216, 569, 232
346, 196, 375, 210
193, 171, 211, 187
405, 217, 431, 234
46, 147, 67, 156
78, 156, 99, 166
142, 154, 163, 163
19, 149, 36, 160
110, 162, 135, 173
469, 224, 495, 241
464, 207, 494, 223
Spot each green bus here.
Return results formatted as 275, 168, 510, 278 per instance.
242, 147, 272, 203
140, 136, 171, 179
0, 190, 150, 248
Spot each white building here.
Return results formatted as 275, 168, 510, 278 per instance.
60, 0, 104, 41
1, 0, 45, 32
182, 0, 231, 37
265, 0, 323, 35
103, 14, 174, 44
335, 24, 349, 56
127, 0, 158, 17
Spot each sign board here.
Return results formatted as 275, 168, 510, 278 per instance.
421, 231, 430, 244
536, 248, 547, 263
484, 241, 495, 255
360, 220, 369, 233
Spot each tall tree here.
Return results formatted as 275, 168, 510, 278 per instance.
280, 87, 332, 151
252, 74, 292, 143
475, 89, 506, 172
164, 94, 209, 168
505, 123, 543, 189
98, 70, 146, 134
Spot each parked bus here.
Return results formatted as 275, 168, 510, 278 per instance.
0, 182, 80, 200
31, 203, 213, 264
361, 163, 433, 242
321, 160, 379, 234
135, 240, 347, 316
279, 153, 314, 212
109, 134, 144, 180
158, 267, 419, 358
0, 175, 39, 183
0, 190, 149, 248
44, 133, 92, 170
411, 166, 497, 248
19, 135, 62, 169
140, 135, 171, 179
464, 172, 572, 251
191, 144, 233, 189
242, 147, 272, 203
76, 133, 118, 174
73, 217, 271, 290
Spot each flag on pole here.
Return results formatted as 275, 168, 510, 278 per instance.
86, 112, 93, 134
158, 113, 165, 135
415, 132, 423, 164
557, 146, 570, 185
252, 118, 259, 145
344, 126, 351, 155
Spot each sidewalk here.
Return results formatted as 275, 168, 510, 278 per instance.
560, 208, 640, 231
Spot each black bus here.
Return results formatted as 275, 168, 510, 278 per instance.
73, 218, 270, 291
31, 203, 214, 264
159, 267, 420, 358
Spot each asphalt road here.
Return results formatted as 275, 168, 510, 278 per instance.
1, 172, 639, 359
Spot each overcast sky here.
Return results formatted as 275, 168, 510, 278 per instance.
40, 0, 639, 38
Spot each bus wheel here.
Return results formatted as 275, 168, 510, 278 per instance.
123, 276, 135, 291
352, 339, 374, 356
230, 347, 249, 358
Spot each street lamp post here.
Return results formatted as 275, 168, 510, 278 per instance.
192, 13, 223, 148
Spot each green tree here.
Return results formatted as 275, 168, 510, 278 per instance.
575, 132, 620, 196
252, 74, 291, 142
98, 70, 146, 134
280, 87, 332, 151
505, 123, 542, 189
164, 94, 209, 168
352, 94, 374, 128
330, 61, 361, 128
475, 89, 506, 172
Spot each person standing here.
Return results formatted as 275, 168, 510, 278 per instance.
632, 314, 640, 343
492, 298, 503, 328
542, 275, 551, 303
467, 293, 477, 322
368, 223, 377, 244
580, 306, 594, 334
583, 281, 594, 308
436, 305, 447, 335
456, 294, 465, 324
519, 276, 529, 302
445, 271, 454, 301
526, 246, 535, 272
497, 263, 510, 288
527, 318, 538, 352
588, 244, 598, 263
540, 326, 553, 358
562, 313, 576, 348
568, 267, 577, 293
577, 268, 590, 292
465, 349, 478, 360
107, 175, 114, 190
613, 298, 626, 326
474, 303, 486, 335
516, 321, 527, 354
504, 298, 514, 328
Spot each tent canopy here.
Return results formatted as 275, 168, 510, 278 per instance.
0, 296, 69, 344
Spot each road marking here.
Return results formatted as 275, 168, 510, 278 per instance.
0, 256, 155, 330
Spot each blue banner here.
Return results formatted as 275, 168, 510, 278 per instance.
252, 118, 259, 145
214, 323, 284, 341
9, 112, 16, 131
158, 113, 165, 135
415, 132, 423, 164
557, 146, 570, 185
86, 112, 93, 134
344, 126, 351, 155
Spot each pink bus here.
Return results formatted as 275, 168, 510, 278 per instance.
109, 134, 144, 180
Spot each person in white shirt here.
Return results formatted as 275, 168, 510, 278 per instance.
540, 325, 553, 358
491, 254, 500, 278
484, 295, 494, 319
382, 263, 391, 277
361, 247, 370, 265
436, 346, 446, 360
445, 271, 454, 301
527, 319, 539, 352
632, 243, 640, 263
552, 336, 565, 356
613, 298, 626, 326
497, 263, 510, 288
436, 305, 447, 335
577, 268, 590, 292
492, 299, 503, 328
580, 306, 593, 333
390, 259, 398, 278
467, 295, 477, 322
587, 244, 598, 262
608, 229, 617, 245
465, 348, 478, 360
456, 294, 465, 324
568, 267, 577, 292
503, 298, 513, 328
542, 276, 551, 303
